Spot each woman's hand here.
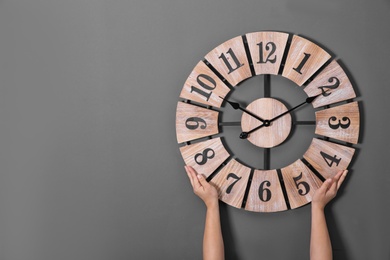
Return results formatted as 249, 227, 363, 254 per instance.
185, 165, 219, 209
312, 170, 348, 210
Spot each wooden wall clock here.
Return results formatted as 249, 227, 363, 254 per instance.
176, 31, 360, 212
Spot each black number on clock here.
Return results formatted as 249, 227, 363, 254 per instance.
257, 42, 277, 64
258, 180, 272, 202
226, 173, 242, 194
185, 117, 207, 130
218, 48, 244, 74
194, 148, 215, 165
190, 74, 217, 101
328, 116, 351, 130
318, 77, 340, 97
320, 151, 341, 167
293, 172, 310, 196
293, 52, 311, 74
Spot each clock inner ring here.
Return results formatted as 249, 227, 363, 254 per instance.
241, 98, 292, 148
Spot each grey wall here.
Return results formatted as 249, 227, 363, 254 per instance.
0, 0, 389, 259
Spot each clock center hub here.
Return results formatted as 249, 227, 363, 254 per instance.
241, 98, 292, 148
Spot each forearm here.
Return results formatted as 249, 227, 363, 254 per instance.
310, 205, 332, 260
203, 203, 224, 260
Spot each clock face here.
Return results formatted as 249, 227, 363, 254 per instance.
176, 31, 360, 212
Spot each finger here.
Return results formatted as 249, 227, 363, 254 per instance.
184, 166, 194, 189
329, 170, 348, 194
326, 170, 343, 192
185, 166, 201, 189
186, 165, 198, 178
188, 166, 204, 190
331, 170, 344, 186
197, 174, 208, 187
333, 170, 344, 181
184, 166, 195, 186
321, 178, 333, 192
328, 178, 339, 195
316, 178, 332, 196
336, 170, 348, 190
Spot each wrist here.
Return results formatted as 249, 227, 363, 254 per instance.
311, 203, 325, 212
206, 199, 219, 210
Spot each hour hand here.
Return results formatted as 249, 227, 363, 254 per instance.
220, 96, 264, 122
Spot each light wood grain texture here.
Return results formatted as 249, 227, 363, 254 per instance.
204, 35, 252, 86
281, 159, 322, 209
303, 138, 355, 180
179, 137, 230, 178
282, 35, 331, 86
209, 159, 251, 209
315, 102, 360, 144
180, 60, 230, 108
304, 59, 356, 108
176, 102, 219, 143
241, 98, 291, 148
245, 169, 287, 212
245, 31, 289, 75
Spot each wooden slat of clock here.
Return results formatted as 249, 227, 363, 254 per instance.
281, 159, 322, 209
303, 138, 355, 180
245, 169, 287, 212
180, 60, 231, 108
282, 35, 331, 86
245, 31, 289, 75
209, 159, 251, 209
176, 102, 219, 143
304, 59, 356, 108
179, 137, 230, 178
315, 102, 360, 144
204, 35, 252, 86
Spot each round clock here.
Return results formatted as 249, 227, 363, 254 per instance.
176, 31, 360, 212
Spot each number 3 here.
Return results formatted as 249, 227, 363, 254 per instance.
328, 116, 351, 130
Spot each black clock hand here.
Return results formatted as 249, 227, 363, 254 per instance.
240, 93, 322, 139
220, 96, 265, 122
239, 122, 266, 139
268, 93, 321, 123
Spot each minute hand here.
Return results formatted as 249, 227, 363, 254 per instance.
240, 94, 321, 138
269, 94, 320, 123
